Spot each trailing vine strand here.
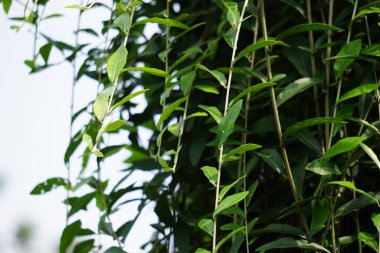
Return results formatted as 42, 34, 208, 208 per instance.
212, 1, 249, 252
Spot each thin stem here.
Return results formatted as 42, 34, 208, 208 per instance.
241, 10, 260, 253
329, 194, 337, 253
212, 1, 249, 252
325, 0, 334, 150
306, 0, 322, 145
259, 0, 310, 236
364, 15, 380, 120
157, 0, 171, 158
327, 0, 359, 149
97, 161, 123, 248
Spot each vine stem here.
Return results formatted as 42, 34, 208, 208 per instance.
324, 0, 334, 151
306, 0, 322, 145
65, 0, 84, 226
259, 0, 310, 236
156, 0, 171, 158
327, 0, 359, 149
212, 1, 249, 252
239, 9, 260, 252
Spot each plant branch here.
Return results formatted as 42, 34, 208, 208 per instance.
259, 0, 310, 236
212, 1, 249, 252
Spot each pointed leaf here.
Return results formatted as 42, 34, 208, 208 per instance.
198, 105, 223, 124
114, 13, 131, 33
107, 44, 128, 83
334, 39, 361, 79
324, 137, 366, 158
201, 166, 218, 186
214, 191, 248, 216
197, 64, 227, 88
123, 67, 170, 77
358, 232, 379, 252
216, 100, 243, 146
223, 143, 262, 161
82, 134, 93, 151
111, 89, 149, 112
180, 71, 196, 95
310, 197, 330, 236
327, 181, 380, 206
277, 78, 321, 107
219, 176, 245, 201
134, 17, 189, 29
337, 83, 380, 104
31, 177, 68, 195
157, 97, 187, 129
198, 219, 214, 236
216, 227, 245, 251
277, 23, 342, 40
222, 0, 240, 28
360, 143, 380, 171
104, 120, 126, 132
234, 40, 288, 64
256, 237, 330, 252
284, 117, 346, 137
93, 94, 108, 122
229, 82, 276, 106
306, 158, 340, 176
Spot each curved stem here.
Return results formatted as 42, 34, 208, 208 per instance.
212, 1, 250, 252
327, 0, 359, 149
325, 0, 334, 151
259, 0, 310, 236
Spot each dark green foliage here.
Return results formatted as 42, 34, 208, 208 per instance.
3, 0, 380, 252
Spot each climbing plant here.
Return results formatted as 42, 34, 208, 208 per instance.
2, 0, 380, 252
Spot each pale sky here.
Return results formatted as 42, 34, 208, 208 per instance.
0, 1, 156, 252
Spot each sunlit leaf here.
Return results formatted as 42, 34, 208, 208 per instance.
107, 44, 128, 83
214, 191, 248, 216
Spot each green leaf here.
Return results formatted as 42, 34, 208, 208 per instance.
194, 84, 219, 94
93, 150, 104, 158
327, 181, 380, 206
214, 191, 248, 216
107, 44, 128, 83
2, 0, 11, 13
234, 40, 288, 64
157, 96, 187, 129
358, 232, 379, 252
200, 166, 218, 186
229, 82, 276, 106
284, 117, 345, 137
73, 239, 94, 253
223, 143, 262, 162
60, 221, 93, 253
82, 134, 93, 151
256, 237, 330, 252
39, 43, 52, 64
134, 17, 189, 29
180, 71, 196, 95
197, 64, 227, 88
253, 224, 305, 237
276, 78, 321, 107
198, 218, 213, 236
216, 100, 243, 146
223, 27, 236, 48
333, 39, 362, 79
324, 137, 366, 158
30, 177, 68, 195
258, 149, 285, 175
93, 93, 108, 122
361, 43, 380, 57
114, 13, 131, 33
111, 89, 149, 112
372, 213, 380, 232
123, 67, 170, 77
198, 105, 222, 124
306, 158, 340, 176
337, 83, 380, 104
222, 0, 240, 28
219, 176, 245, 201
310, 197, 330, 237
216, 227, 245, 251
360, 143, 380, 171
277, 23, 342, 40
195, 249, 211, 253
104, 120, 126, 132
104, 247, 127, 253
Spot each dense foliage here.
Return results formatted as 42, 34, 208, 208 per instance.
3, 0, 380, 252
